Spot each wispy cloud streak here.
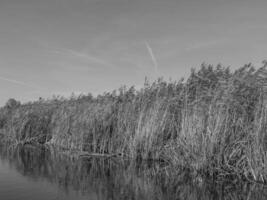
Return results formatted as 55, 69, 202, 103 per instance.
50, 47, 116, 69
185, 39, 228, 51
145, 41, 159, 75
0, 76, 44, 90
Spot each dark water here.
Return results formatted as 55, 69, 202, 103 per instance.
0, 144, 267, 200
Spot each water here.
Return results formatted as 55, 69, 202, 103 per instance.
0, 144, 267, 200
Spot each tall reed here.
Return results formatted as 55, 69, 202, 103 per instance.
1, 62, 267, 182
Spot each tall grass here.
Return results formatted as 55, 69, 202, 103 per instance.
0, 62, 267, 182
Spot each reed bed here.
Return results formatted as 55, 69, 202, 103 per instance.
0, 63, 267, 183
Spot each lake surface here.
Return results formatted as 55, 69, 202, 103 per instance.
0, 144, 267, 200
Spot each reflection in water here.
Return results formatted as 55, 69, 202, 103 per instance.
0, 144, 267, 200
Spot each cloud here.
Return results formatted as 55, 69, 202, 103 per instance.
50, 47, 117, 69
0, 76, 44, 90
185, 39, 228, 51
145, 41, 159, 75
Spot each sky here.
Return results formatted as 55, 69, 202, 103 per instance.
0, 0, 267, 105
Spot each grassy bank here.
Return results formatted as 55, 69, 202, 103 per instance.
1, 63, 267, 183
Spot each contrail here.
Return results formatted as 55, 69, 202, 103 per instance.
50, 47, 116, 69
0, 76, 44, 90
145, 41, 159, 75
